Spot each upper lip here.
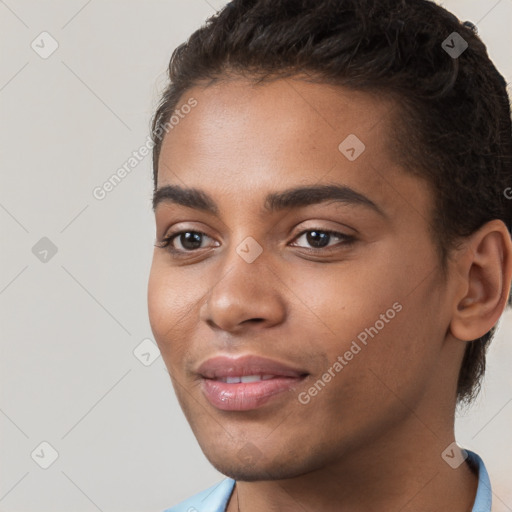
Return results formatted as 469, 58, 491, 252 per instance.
196, 354, 309, 379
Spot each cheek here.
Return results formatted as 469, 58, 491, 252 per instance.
294, 311, 434, 446
147, 259, 199, 363
284, 259, 406, 344
285, 256, 442, 401
330, 294, 444, 415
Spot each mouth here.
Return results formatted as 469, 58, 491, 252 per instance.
196, 354, 309, 411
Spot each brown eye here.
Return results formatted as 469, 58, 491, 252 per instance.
156, 230, 216, 253
291, 229, 355, 251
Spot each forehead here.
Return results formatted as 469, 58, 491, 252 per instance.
156, 77, 429, 220
159, 78, 394, 170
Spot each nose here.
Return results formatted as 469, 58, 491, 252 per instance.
199, 244, 287, 333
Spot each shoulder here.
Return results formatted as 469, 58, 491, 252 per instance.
162, 478, 236, 512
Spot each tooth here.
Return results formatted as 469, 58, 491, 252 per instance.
220, 374, 277, 383
240, 375, 262, 383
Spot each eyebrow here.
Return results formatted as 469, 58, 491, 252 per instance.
152, 183, 385, 217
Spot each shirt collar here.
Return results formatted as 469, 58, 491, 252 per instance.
466, 449, 492, 512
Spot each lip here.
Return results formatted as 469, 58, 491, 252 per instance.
196, 354, 308, 379
196, 354, 309, 411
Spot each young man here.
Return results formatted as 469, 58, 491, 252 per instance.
147, 0, 512, 510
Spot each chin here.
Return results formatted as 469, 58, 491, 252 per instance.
209, 461, 301, 482
202, 446, 317, 482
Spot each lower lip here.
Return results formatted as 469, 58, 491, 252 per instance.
201, 376, 306, 411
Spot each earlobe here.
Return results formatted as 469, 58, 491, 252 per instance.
450, 220, 512, 342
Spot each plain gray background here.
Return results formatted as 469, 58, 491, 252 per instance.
0, 1, 511, 511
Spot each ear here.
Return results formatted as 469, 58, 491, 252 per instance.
450, 220, 512, 341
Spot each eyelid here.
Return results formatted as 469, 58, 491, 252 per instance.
157, 220, 216, 244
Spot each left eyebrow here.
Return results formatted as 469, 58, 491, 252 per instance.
152, 183, 385, 217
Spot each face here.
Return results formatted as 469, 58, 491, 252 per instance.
148, 78, 460, 481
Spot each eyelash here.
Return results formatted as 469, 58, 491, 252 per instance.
155, 228, 356, 256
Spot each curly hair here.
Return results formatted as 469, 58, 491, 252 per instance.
151, 0, 512, 406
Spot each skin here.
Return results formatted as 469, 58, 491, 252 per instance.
147, 77, 512, 512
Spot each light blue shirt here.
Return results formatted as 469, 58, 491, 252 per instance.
163, 449, 492, 512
